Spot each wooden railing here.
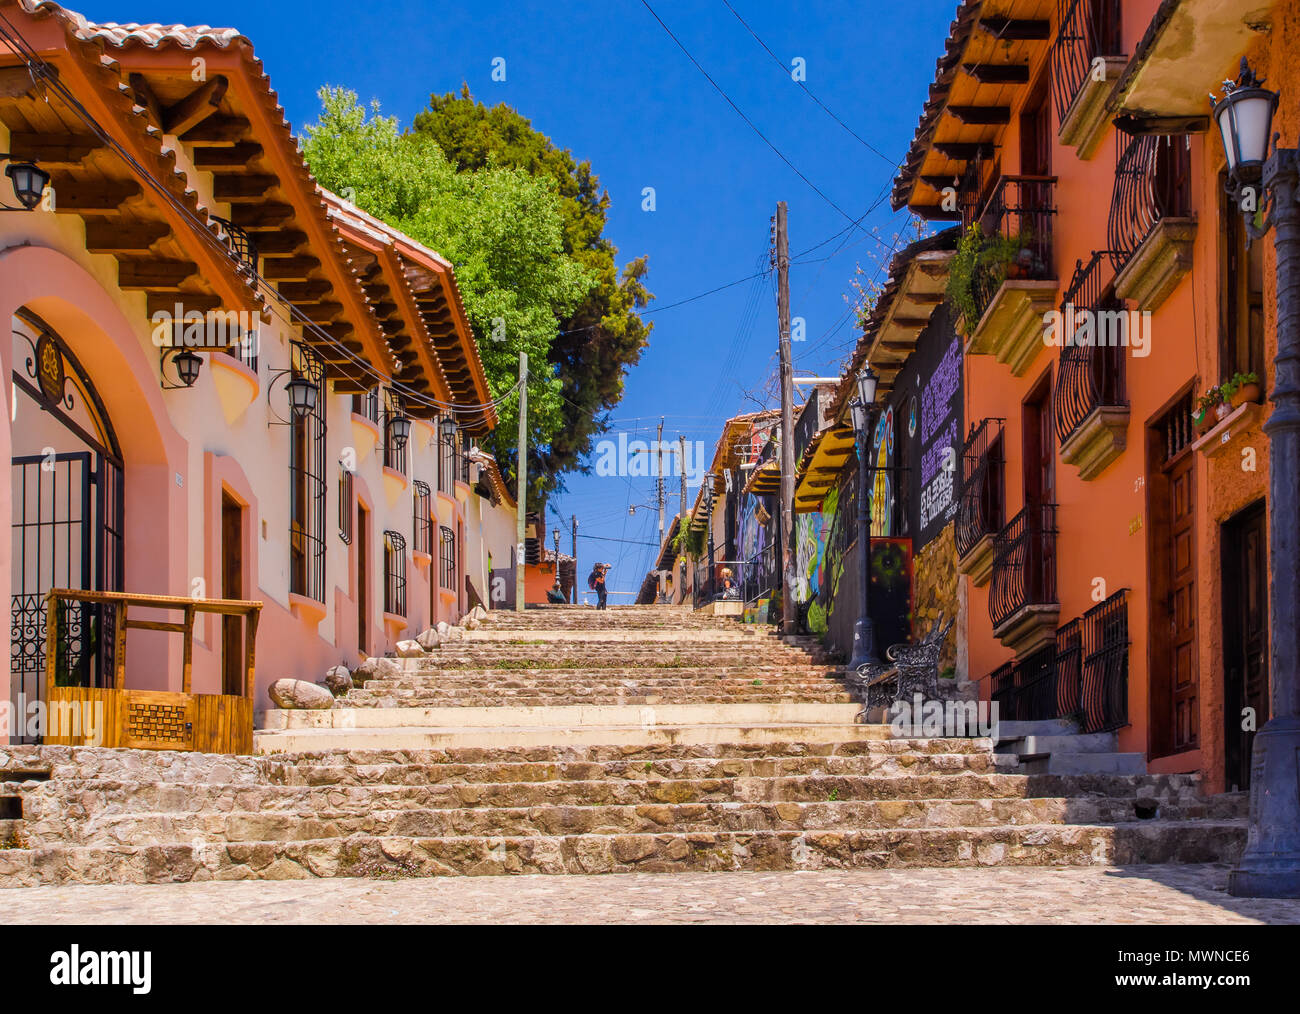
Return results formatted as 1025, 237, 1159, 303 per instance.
43, 589, 262, 753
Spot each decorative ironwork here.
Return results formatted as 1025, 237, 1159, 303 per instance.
381, 387, 408, 475
1053, 252, 1127, 445
413, 480, 432, 556
792, 387, 822, 463
384, 530, 407, 616
966, 175, 1057, 325
289, 342, 327, 602
338, 462, 353, 545
438, 417, 457, 495
352, 387, 379, 424
956, 418, 1005, 558
986, 590, 1129, 733
1051, 0, 1123, 124
990, 503, 1058, 628
850, 614, 957, 718
438, 525, 456, 591
1108, 132, 1192, 274
220, 329, 259, 374
212, 216, 258, 271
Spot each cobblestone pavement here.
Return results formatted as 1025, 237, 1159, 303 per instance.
4, 864, 1300, 924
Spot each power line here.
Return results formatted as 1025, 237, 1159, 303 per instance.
720, 0, 899, 168
638, 0, 893, 244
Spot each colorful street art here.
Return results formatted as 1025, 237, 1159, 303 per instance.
871, 404, 894, 537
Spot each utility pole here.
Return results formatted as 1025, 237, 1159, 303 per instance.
656, 417, 665, 601
775, 201, 797, 633
678, 434, 688, 520
570, 515, 578, 605
514, 352, 527, 613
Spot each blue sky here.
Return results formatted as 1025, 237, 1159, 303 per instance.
73, 0, 958, 598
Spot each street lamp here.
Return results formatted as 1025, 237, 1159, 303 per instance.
387, 412, 411, 449
1, 157, 49, 211
160, 346, 203, 390
552, 526, 561, 595
1213, 58, 1300, 899
847, 363, 882, 676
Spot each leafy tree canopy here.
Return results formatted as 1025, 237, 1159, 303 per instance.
302, 86, 596, 503
413, 86, 653, 490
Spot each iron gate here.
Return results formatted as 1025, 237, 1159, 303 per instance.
10, 451, 123, 741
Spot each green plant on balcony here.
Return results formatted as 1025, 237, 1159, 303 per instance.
672, 523, 705, 559
945, 223, 1035, 336
1194, 385, 1225, 433
1222, 371, 1262, 407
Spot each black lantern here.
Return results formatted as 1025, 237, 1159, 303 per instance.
855, 364, 879, 409
388, 413, 411, 448
286, 376, 319, 419
439, 417, 457, 444
3, 160, 48, 211
1213, 59, 1279, 187
160, 346, 204, 390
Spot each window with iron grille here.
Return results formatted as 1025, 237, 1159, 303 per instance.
351, 387, 379, 424
382, 387, 407, 474
438, 419, 456, 495
383, 530, 407, 616
339, 462, 353, 545
439, 525, 456, 590
412, 480, 432, 555
289, 343, 326, 602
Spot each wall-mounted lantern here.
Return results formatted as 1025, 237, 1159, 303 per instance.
160, 346, 203, 390
1, 157, 49, 211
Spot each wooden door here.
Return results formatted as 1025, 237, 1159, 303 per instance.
1148, 409, 1198, 759
1223, 501, 1268, 790
220, 494, 243, 696
357, 504, 370, 654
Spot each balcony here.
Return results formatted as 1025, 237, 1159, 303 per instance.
792, 386, 823, 464
1052, 0, 1126, 159
989, 503, 1059, 656
1108, 132, 1195, 311
964, 175, 1059, 376
988, 590, 1129, 733
1053, 252, 1129, 480
956, 418, 1005, 586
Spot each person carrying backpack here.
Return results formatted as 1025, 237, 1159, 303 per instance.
588, 563, 609, 610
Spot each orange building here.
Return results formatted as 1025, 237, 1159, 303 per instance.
895, 0, 1288, 791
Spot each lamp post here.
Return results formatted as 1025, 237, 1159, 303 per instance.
1213, 58, 1300, 898
704, 473, 717, 601
552, 527, 562, 597
847, 366, 880, 675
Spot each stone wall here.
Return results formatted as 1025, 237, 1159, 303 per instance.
911, 522, 959, 674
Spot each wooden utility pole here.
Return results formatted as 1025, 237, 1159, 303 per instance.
656, 416, 666, 602
678, 435, 688, 520
514, 351, 527, 612
570, 514, 578, 604
775, 202, 796, 632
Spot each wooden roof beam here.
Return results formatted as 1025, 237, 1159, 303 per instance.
191, 142, 264, 168
48, 177, 140, 212
117, 259, 198, 291
978, 18, 1050, 40
933, 142, 996, 160
962, 62, 1030, 84
949, 105, 1011, 125
7, 131, 102, 167
163, 76, 229, 137
85, 219, 169, 254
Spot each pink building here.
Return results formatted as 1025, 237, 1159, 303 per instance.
0, 1, 518, 740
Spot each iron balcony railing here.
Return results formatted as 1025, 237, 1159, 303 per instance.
212, 216, 258, 272
988, 590, 1129, 733
412, 480, 432, 556
792, 387, 822, 463
966, 175, 1058, 326
1053, 252, 1128, 446
956, 418, 1005, 558
1051, 0, 1123, 125
989, 503, 1058, 629
1108, 131, 1192, 275
691, 543, 779, 610
439, 526, 456, 591
383, 530, 407, 616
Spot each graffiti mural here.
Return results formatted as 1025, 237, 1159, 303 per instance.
871, 404, 895, 537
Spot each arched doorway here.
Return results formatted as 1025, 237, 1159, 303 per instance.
10, 309, 124, 741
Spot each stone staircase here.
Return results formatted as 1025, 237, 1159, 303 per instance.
0, 605, 1248, 886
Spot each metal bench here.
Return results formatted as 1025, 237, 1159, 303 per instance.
848, 614, 956, 720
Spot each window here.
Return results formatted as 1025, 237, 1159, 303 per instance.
382, 387, 407, 474
439, 525, 456, 590
289, 343, 326, 601
383, 530, 407, 616
351, 387, 378, 424
339, 461, 354, 545
1221, 175, 1265, 380
438, 417, 456, 495
412, 480, 432, 555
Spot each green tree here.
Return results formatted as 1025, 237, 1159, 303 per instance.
413, 86, 652, 485
301, 87, 594, 502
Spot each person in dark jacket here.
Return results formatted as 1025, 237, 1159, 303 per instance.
588, 563, 610, 610
546, 582, 566, 604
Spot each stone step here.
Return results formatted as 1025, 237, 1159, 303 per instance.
262, 701, 866, 731
364, 666, 842, 680
343, 691, 853, 708
0, 821, 1248, 886
17, 773, 1223, 827
1020, 752, 1149, 776
997, 733, 1120, 756
49, 794, 1253, 848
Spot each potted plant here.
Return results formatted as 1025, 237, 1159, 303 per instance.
945, 224, 1032, 336
1226, 371, 1262, 407
1194, 386, 1223, 435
